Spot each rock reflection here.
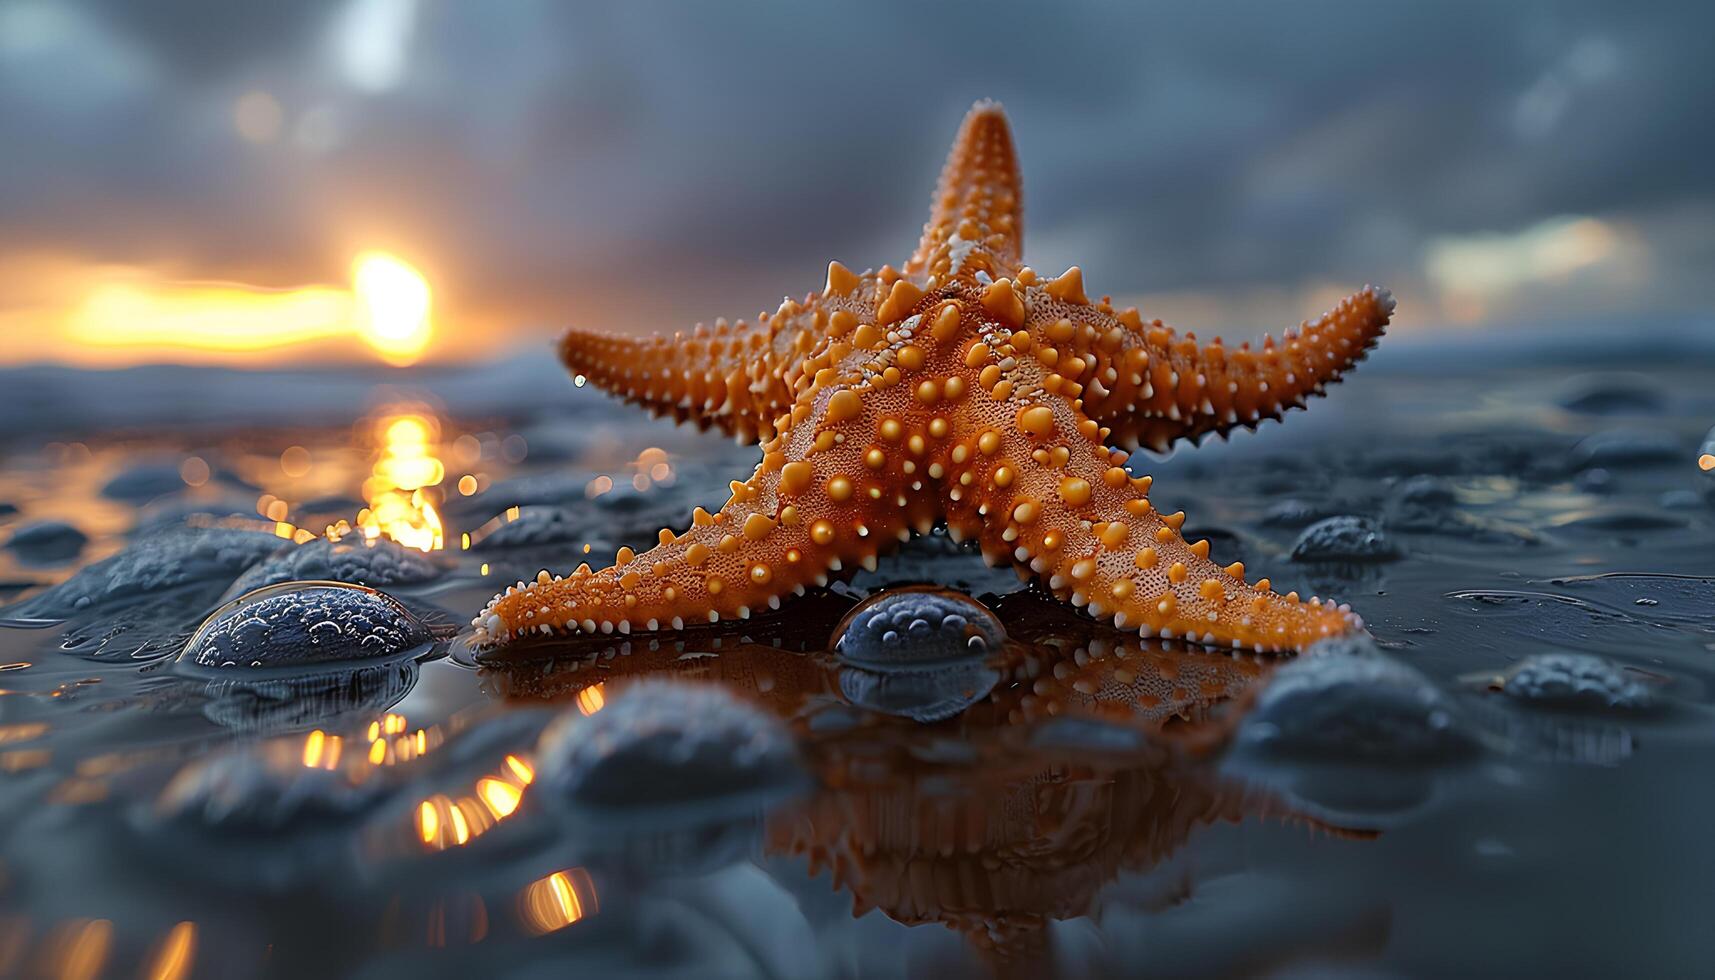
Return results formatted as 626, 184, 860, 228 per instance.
477, 585, 1375, 968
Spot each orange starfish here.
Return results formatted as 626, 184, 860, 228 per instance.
473, 100, 1393, 651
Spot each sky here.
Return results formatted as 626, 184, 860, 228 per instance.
0, 0, 1711, 367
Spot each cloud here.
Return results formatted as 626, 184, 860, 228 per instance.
0, 0, 1710, 357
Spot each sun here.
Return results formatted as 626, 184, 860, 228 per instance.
351, 251, 433, 365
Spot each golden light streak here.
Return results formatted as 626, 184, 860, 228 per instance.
302, 729, 326, 768
356, 410, 447, 552
503, 754, 534, 784
413, 753, 535, 850
57, 919, 112, 980
519, 869, 598, 935
144, 922, 197, 980
476, 778, 522, 818
53, 251, 433, 367
417, 801, 440, 845
576, 683, 606, 717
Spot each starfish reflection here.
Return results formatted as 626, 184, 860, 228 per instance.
477, 584, 1379, 969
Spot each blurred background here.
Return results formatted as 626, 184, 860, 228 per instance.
1, 0, 1711, 371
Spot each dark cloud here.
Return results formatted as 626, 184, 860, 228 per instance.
0, 0, 1710, 339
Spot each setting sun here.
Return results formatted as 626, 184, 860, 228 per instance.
34, 250, 436, 368
351, 251, 433, 365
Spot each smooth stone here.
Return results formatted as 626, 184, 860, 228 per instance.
154, 743, 389, 833
536, 679, 801, 813
181, 581, 433, 670
1573, 468, 1615, 494
1569, 429, 1683, 470
0, 526, 282, 623
4, 520, 87, 563
1237, 648, 1482, 764
101, 457, 249, 503
1497, 652, 1654, 712
470, 506, 595, 550
833, 587, 1007, 667
1660, 489, 1704, 510
1290, 516, 1400, 563
833, 588, 1006, 722
1554, 373, 1666, 415
222, 536, 444, 600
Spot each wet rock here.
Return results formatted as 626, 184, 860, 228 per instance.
1290, 516, 1400, 563
0, 525, 282, 623
1573, 468, 1615, 494
101, 457, 249, 503
1495, 652, 1654, 712
834, 588, 1006, 722
1555, 373, 1665, 415
1570, 429, 1683, 470
537, 679, 801, 813
155, 743, 389, 833
101, 459, 200, 502
4, 520, 87, 563
0, 501, 18, 518
222, 536, 445, 600
135, 739, 396, 890
1237, 648, 1481, 763
470, 506, 596, 551
1660, 489, 1704, 510
181, 582, 434, 670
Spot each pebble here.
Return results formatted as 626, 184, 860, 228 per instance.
536, 679, 801, 812
0, 525, 282, 622
1496, 652, 1655, 712
1237, 646, 1482, 763
222, 536, 444, 600
4, 520, 87, 563
833, 588, 1006, 722
1290, 516, 1401, 562
1569, 429, 1683, 471
181, 582, 433, 670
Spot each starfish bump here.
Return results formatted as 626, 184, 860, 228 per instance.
474, 101, 1393, 651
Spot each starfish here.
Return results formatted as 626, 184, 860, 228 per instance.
472, 100, 1394, 651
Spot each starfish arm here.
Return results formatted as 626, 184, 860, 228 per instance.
473, 342, 941, 646
558, 303, 829, 443
1083, 287, 1395, 451
906, 100, 1024, 285
940, 354, 1359, 652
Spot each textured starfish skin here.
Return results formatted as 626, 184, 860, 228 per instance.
561, 110, 1389, 451
474, 101, 1393, 650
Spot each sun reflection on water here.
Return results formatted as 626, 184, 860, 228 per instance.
351, 408, 447, 552
519, 869, 598, 935
414, 752, 537, 851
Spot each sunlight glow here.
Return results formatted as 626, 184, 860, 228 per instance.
520, 869, 598, 935
57, 250, 435, 366
352, 251, 433, 365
